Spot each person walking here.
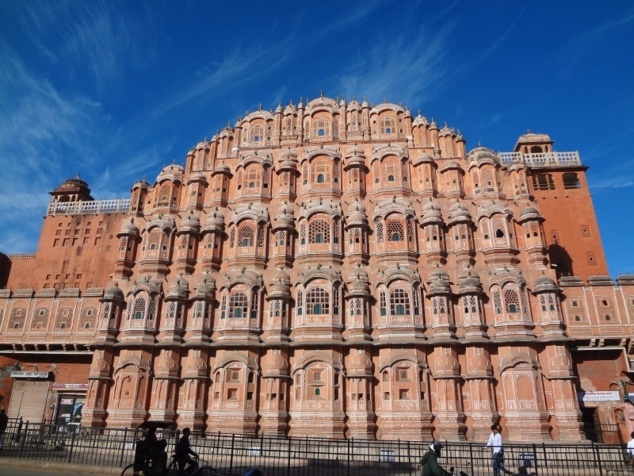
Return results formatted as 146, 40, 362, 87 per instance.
420, 441, 454, 476
484, 424, 512, 476
0, 408, 8, 450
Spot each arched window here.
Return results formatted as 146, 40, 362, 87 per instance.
387, 220, 404, 242
229, 293, 249, 318
238, 226, 254, 247
390, 288, 410, 316
133, 297, 146, 319
309, 219, 330, 244
306, 287, 330, 315
504, 289, 520, 314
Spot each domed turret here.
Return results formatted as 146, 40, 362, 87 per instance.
458, 268, 483, 295
346, 200, 368, 226
421, 199, 443, 225
268, 267, 292, 299
261, 350, 289, 377
166, 276, 189, 300
192, 271, 216, 300
534, 275, 558, 293
448, 201, 471, 225
103, 283, 125, 302
118, 218, 140, 237
179, 214, 201, 234
348, 350, 373, 377
203, 209, 225, 233
428, 268, 451, 295
156, 164, 184, 183
50, 175, 93, 203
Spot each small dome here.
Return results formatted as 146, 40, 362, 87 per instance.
421, 200, 443, 225
104, 284, 125, 302
448, 201, 471, 225
412, 114, 429, 127
193, 272, 216, 299
441, 159, 461, 172
467, 147, 499, 166
119, 219, 139, 236
131, 179, 149, 191
268, 267, 292, 299
519, 206, 542, 222
166, 276, 189, 300
212, 163, 231, 176
188, 172, 207, 185
346, 201, 368, 226
428, 268, 451, 295
458, 269, 482, 295
347, 266, 370, 295
274, 203, 295, 229
203, 209, 225, 233
156, 164, 184, 183
534, 275, 558, 293
412, 152, 434, 166
179, 214, 201, 234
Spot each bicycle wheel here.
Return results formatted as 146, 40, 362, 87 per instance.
121, 463, 150, 476
193, 466, 222, 476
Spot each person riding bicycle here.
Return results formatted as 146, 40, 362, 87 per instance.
420, 441, 453, 476
175, 427, 199, 475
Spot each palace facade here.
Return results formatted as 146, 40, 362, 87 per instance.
1, 96, 633, 442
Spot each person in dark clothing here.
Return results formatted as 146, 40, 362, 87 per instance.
143, 427, 167, 473
175, 427, 199, 475
0, 409, 8, 450
420, 441, 453, 476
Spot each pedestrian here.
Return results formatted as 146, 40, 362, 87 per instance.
627, 431, 634, 466
0, 408, 8, 450
420, 441, 454, 476
484, 424, 512, 476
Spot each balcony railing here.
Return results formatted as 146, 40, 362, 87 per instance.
46, 199, 130, 217
499, 151, 581, 168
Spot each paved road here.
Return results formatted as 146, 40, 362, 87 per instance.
0, 468, 69, 476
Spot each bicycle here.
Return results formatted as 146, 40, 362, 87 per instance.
122, 453, 222, 476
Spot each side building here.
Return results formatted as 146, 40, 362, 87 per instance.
0, 96, 632, 442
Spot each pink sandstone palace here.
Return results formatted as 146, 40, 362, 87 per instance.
1, 96, 633, 443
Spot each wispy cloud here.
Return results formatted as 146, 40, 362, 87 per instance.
336, 28, 451, 107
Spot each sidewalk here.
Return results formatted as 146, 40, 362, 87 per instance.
0, 456, 123, 475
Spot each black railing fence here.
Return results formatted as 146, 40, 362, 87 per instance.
0, 420, 632, 476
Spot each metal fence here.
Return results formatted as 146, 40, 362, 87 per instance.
0, 420, 631, 476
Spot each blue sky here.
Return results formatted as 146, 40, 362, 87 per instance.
1, 1, 633, 276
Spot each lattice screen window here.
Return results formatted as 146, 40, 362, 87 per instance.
387, 221, 404, 242
376, 222, 384, 243
133, 297, 146, 319
238, 226, 254, 247
147, 297, 157, 321
309, 219, 330, 244
493, 291, 502, 314
306, 287, 330, 315
407, 221, 414, 242
229, 293, 248, 318
504, 289, 520, 313
194, 301, 204, 318
230, 228, 236, 248
257, 226, 265, 247
390, 288, 410, 316
300, 223, 306, 244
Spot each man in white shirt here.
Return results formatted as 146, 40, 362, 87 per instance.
485, 424, 512, 476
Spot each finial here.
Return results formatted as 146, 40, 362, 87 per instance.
320, 91, 324, 97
